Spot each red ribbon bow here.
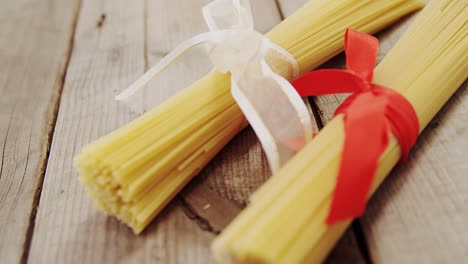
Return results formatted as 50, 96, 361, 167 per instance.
292, 29, 419, 224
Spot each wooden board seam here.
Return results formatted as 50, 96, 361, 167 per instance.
273, 0, 285, 20
20, 1, 83, 263
179, 197, 220, 234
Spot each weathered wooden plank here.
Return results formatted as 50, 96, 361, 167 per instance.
27, 0, 291, 262
27, 0, 215, 263
181, 183, 243, 234
0, 0, 80, 262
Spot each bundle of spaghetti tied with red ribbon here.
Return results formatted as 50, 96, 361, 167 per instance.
213, 0, 467, 262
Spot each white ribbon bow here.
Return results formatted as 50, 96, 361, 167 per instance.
116, 0, 313, 172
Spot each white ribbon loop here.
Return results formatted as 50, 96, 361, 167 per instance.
116, 0, 313, 172
203, 0, 253, 31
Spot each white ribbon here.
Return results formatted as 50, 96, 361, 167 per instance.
116, 0, 313, 172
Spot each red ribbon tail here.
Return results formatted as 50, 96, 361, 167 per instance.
345, 28, 379, 82
327, 92, 390, 223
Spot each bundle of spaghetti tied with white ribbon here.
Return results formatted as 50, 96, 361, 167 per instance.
213, 0, 467, 262
75, 0, 424, 234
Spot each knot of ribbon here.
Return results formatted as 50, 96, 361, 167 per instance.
292, 29, 420, 224
116, 0, 313, 172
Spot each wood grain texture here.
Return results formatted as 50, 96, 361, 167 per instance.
181, 183, 243, 234
0, 0, 80, 262
28, 0, 215, 263
26, 0, 289, 262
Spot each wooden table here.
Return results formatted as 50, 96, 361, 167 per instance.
1, 0, 466, 263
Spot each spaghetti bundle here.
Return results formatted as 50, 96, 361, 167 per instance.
212, 0, 468, 262
75, 0, 424, 234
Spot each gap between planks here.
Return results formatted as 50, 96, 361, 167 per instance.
0, 0, 82, 263
28, 0, 216, 263
20, 1, 83, 263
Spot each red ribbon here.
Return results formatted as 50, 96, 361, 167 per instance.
292, 29, 419, 224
